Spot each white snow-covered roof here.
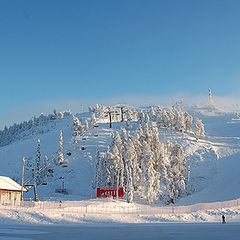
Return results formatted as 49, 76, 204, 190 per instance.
0, 176, 26, 192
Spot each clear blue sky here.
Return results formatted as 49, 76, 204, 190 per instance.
1, 0, 240, 127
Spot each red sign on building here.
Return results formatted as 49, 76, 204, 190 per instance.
97, 187, 124, 198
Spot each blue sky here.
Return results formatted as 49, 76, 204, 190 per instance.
1, 0, 240, 128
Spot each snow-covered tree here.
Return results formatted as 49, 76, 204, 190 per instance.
95, 110, 190, 204
58, 130, 64, 165
84, 119, 89, 130
141, 141, 160, 203
167, 142, 186, 201
149, 106, 156, 122
194, 117, 205, 138
91, 113, 97, 126
175, 109, 185, 132
126, 163, 134, 203
35, 139, 41, 185
94, 150, 107, 188
72, 115, 84, 137
43, 155, 49, 184
184, 112, 193, 132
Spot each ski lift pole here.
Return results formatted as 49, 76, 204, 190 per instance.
21, 157, 26, 201
109, 111, 112, 128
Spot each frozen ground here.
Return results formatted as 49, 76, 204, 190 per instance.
0, 223, 240, 240
0, 198, 240, 225
1, 106, 240, 227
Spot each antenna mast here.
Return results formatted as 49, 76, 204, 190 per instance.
208, 88, 214, 108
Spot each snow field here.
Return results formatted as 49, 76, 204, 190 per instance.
0, 197, 240, 224
1, 105, 240, 225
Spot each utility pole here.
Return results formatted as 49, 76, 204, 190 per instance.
21, 157, 26, 201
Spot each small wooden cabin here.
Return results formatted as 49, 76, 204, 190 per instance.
0, 176, 27, 205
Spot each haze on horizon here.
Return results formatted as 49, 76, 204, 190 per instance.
1, 0, 240, 128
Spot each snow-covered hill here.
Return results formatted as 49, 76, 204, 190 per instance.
0, 105, 240, 206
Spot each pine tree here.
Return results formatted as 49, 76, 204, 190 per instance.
167, 107, 175, 130
175, 109, 185, 132
138, 111, 145, 126
194, 117, 205, 138
94, 150, 103, 188
106, 145, 120, 187
85, 119, 89, 129
156, 106, 163, 128
126, 163, 134, 203
43, 155, 48, 184
162, 109, 170, 128
141, 141, 158, 203
58, 130, 64, 165
91, 113, 97, 126
72, 115, 83, 137
167, 142, 186, 201
149, 106, 156, 122
35, 139, 41, 185
132, 133, 142, 189
184, 112, 193, 132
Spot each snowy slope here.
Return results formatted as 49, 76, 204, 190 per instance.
0, 106, 240, 206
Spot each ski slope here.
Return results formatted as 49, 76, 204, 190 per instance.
0, 105, 240, 224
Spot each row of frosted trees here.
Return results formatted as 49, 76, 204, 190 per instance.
90, 104, 205, 138
94, 121, 187, 204
142, 106, 205, 137
0, 110, 71, 147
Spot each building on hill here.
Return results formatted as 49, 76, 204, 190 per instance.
0, 176, 27, 205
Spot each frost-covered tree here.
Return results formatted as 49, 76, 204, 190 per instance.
141, 141, 160, 203
85, 119, 89, 130
167, 142, 186, 201
106, 145, 119, 186
95, 113, 189, 204
0, 111, 70, 148
149, 106, 156, 122
175, 109, 185, 132
161, 109, 170, 128
126, 163, 134, 203
94, 150, 107, 188
58, 130, 64, 165
72, 115, 84, 137
194, 117, 205, 138
35, 139, 41, 185
184, 112, 193, 132
91, 113, 97, 126
138, 111, 145, 126
43, 155, 49, 184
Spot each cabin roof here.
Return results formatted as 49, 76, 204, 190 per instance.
0, 176, 27, 192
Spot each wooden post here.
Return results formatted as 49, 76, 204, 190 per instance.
109, 112, 112, 128
21, 157, 26, 201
